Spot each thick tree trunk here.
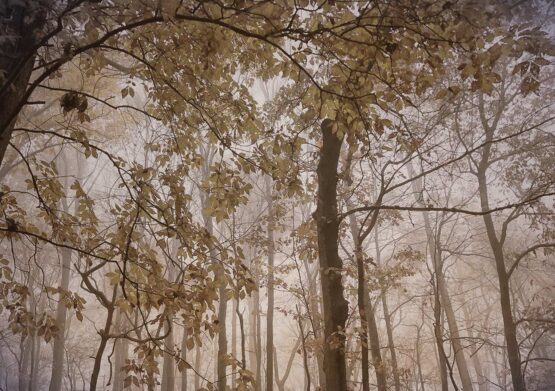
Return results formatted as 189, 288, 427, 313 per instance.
265, 177, 275, 391
0, 3, 44, 167
314, 119, 348, 391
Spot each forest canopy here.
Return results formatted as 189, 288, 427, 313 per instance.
0, 1, 554, 391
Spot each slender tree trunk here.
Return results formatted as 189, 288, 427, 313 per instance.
48, 246, 71, 391
181, 326, 188, 391
477, 169, 524, 391
19, 334, 31, 391
303, 258, 325, 389
408, 162, 474, 391
89, 286, 118, 391
274, 335, 301, 391
364, 294, 387, 391
232, 298, 237, 390
463, 306, 488, 391
475, 93, 525, 391
265, 177, 275, 391
113, 310, 129, 391
200, 154, 228, 391
432, 285, 449, 391
314, 119, 348, 391
161, 322, 175, 391
376, 225, 400, 391
49, 180, 74, 391
29, 323, 41, 391
194, 345, 201, 391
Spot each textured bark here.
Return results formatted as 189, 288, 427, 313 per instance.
314, 119, 348, 391
0, 3, 43, 167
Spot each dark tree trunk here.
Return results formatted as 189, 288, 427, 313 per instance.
314, 119, 348, 391
0, 3, 43, 167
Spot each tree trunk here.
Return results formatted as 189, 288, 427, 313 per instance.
463, 305, 488, 391
477, 169, 524, 391
113, 309, 129, 391
194, 345, 201, 391
408, 162, 474, 391
201, 155, 228, 391
314, 119, 348, 391
375, 229, 400, 391
364, 293, 387, 391
180, 326, 188, 391
0, 3, 42, 166
89, 286, 118, 391
49, 246, 71, 391
231, 297, 237, 390
161, 322, 175, 391
265, 176, 275, 391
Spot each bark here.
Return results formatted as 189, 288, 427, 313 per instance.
381, 292, 400, 391
474, 92, 525, 391
0, 3, 44, 167
302, 258, 325, 389
408, 162, 474, 391
48, 246, 71, 391
89, 286, 118, 391
377, 229, 400, 391
201, 155, 228, 391
194, 345, 201, 391
478, 169, 524, 391
231, 297, 237, 390
236, 299, 246, 370
265, 177, 275, 391
181, 326, 188, 391
273, 336, 301, 391
364, 294, 387, 391
161, 322, 175, 391
49, 155, 77, 391
113, 310, 129, 391
314, 119, 348, 391
19, 334, 31, 391
463, 306, 488, 391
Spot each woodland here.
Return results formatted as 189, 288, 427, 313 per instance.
0, 1, 554, 391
